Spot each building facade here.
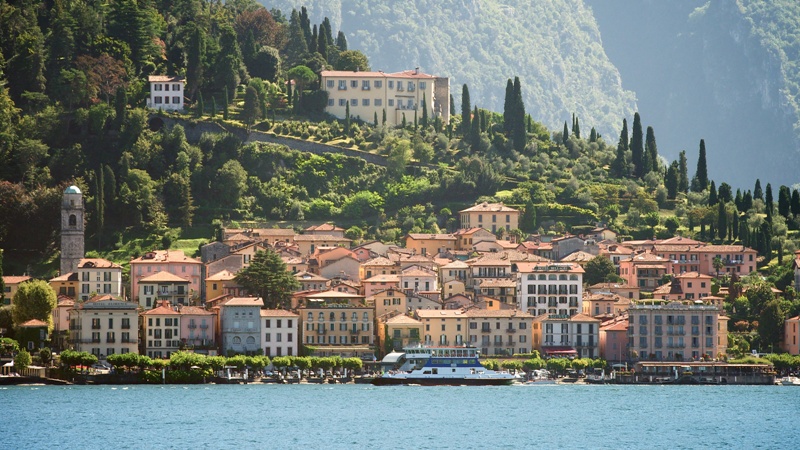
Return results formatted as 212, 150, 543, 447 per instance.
130, 250, 202, 303
515, 262, 584, 316
458, 203, 519, 232
147, 75, 185, 111
76, 258, 123, 301
260, 310, 299, 357
220, 297, 264, 355
69, 295, 138, 358
137, 271, 191, 309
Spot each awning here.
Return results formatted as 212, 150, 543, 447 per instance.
380, 352, 405, 364
542, 346, 578, 356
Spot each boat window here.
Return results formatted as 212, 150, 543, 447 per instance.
432, 368, 438, 374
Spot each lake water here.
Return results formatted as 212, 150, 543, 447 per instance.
2, 384, 799, 449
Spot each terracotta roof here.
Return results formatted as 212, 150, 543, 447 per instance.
459, 202, 518, 213
454, 227, 492, 236
560, 251, 596, 263
294, 235, 351, 242
401, 269, 436, 277
305, 223, 345, 232
695, 245, 756, 253
675, 271, 713, 279
513, 262, 585, 274
321, 69, 437, 79
148, 75, 184, 82
206, 270, 238, 281
416, 309, 466, 318
178, 306, 213, 316
57, 296, 75, 306
600, 319, 629, 331
629, 253, 669, 262
589, 282, 635, 290
636, 264, 669, 269
465, 309, 534, 318
260, 309, 299, 317
139, 271, 189, 283
50, 272, 78, 282
295, 271, 329, 282
19, 319, 48, 327
225, 297, 264, 307
304, 291, 364, 299
441, 260, 469, 269
2, 275, 31, 284
406, 233, 456, 241
659, 236, 703, 245
142, 301, 181, 315
568, 313, 602, 323
478, 278, 516, 288
364, 274, 400, 283
385, 314, 422, 325
78, 258, 122, 269
362, 256, 396, 267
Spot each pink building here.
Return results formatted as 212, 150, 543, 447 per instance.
785, 316, 800, 355
130, 250, 202, 303
599, 316, 629, 363
695, 245, 757, 277
179, 305, 216, 354
618, 253, 672, 291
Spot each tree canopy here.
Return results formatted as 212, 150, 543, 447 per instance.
234, 249, 300, 309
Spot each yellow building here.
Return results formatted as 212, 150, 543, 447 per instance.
459, 202, 520, 232
381, 314, 423, 353
49, 272, 78, 298
320, 69, 450, 127
205, 270, 241, 300
299, 291, 375, 358
416, 309, 468, 346
404, 233, 457, 257
2, 275, 32, 305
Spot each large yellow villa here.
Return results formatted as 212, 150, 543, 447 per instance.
320, 69, 450, 127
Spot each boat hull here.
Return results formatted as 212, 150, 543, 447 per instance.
371, 376, 515, 386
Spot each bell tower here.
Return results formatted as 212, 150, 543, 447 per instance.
60, 185, 85, 274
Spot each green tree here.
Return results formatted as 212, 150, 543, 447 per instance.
235, 249, 300, 309
511, 77, 526, 152
584, 255, 621, 285
778, 185, 791, 218
242, 86, 261, 131
712, 256, 724, 278
678, 150, 689, 193
630, 112, 644, 177
758, 299, 784, 352
287, 65, 318, 100
503, 79, 514, 135
214, 160, 247, 205
195, 92, 204, 118
12, 280, 57, 331
14, 348, 31, 372
766, 183, 774, 222
562, 121, 569, 145
717, 202, 727, 243
708, 181, 718, 206
286, 9, 309, 66
336, 31, 347, 51
460, 84, 471, 135
186, 26, 206, 100
521, 199, 537, 232
421, 93, 428, 129
665, 161, 679, 199
334, 50, 370, 72
645, 126, 658, 173
0, 249, 4, 304
664, 216, 681, 235
691, 139, 708, 192
611, 139, 627, 178
754, 179, 763, 201
791, 189, 800, 218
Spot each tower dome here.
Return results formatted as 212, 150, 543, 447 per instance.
64, 185, 82, 194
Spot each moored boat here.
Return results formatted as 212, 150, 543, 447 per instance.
371, 345, 519, 386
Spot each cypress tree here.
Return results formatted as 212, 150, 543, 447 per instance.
382, 108, 386, 126
521, 199, 537, 232
223, 88, 229, 119
778, 185, 791, 218
739, 217, 749, 247
666, 161, 679, 199
765, 183, 774, 222
299, 7, 311, 44
630, 112, 644, 177
791, 189, 800, 218
336, 31, 347, 51
345, 101, 351, 134
309, 24, 318, 54
96, 168, 104, 242
470, 106, 481, 148
401, 113, 406, 129
678, 150, 689, 193
317, 26, 328, 60
503, 79, 514, 135
374, 111, 378, 127
574, 116, 580, 139
461, 84, 471, 135
691, 139, 708, 192
114, 86, 127, 131
708, 181, 718, 205
563, 121, 569, 145
187, 26, 206, 101
742, 190, 753, 212
589, 127, 597, 143
611, 140, 627, 178
421, 93, 428, 128
645, 126, 658, 173
754, 179, 763, 201
620, 119, 629, 153
735, 189, 742, 210
717, 201, 727, 243
287, 10, 309, 64
450, 94, 455, 121
732, 211, 739, 240
195, 92, 204, 118
322, 18, 334, 46
512, 77, 526, 152
414, 109, 418, 131
761, 222, 772, 263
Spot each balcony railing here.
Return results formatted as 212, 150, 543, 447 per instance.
92, 324, 101, 330
121, 324, 131, 329
121, 338, 137, 344
200, 324, 208, 329
506, 328, 516, 333
350, 329, 360, 335
481, 328, 491, 333
188, 323, 197, 329
106, 338, 115, 343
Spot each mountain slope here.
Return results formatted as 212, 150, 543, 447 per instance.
266, 0, 637, 140
589, 0, 800, 187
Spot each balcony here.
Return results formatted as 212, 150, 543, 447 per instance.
92, 324, 101, 330
188, 323, 197, 329
121, 324, 131, 330
200, 324, 208, 329
121, 338, 137, 344
317, 328, 327, 334
506, 328, 516, 333
481, 328, 492, 333
506, 340, 516, 346
106, 338, 116, 343
350, 329, 360, 335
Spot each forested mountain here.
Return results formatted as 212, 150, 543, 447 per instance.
589, 0, 800, 187
265, 0, 638, 140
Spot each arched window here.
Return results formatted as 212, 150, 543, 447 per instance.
318, 312, 324, 321
232, 336, 242, 344
352, 312, 357, 321
68, 214, 77, 227
307, 312, 313, 321
329, 312, 335, 321
340, 312, 346, 321
363, 312, 369, 321
246, 336, 256, 345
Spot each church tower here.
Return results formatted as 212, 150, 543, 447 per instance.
60, 185, 85, 275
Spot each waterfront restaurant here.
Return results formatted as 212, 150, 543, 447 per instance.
622, 361, 776, 385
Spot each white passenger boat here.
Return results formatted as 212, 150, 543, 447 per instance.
372, 345, 519, 386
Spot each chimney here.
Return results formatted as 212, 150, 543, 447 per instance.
414, 67, 419, 75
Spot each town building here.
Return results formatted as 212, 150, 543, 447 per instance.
515, 262, 584, 316
582, 292, 632, 318
599, 315, 630, 363
179, 306, 216, 354
49, 272, 78, 298
532, 313, 601, 358
627, 300, 729, 361
380, 314, 423, 353
294, 271, 329, 292
465, 309, 534, 356
319, 69, 449, 127
205, 270, 243, 300
404, 233, 457, 257
458, 202, 519, 232
52, 296, 74, 350
137, 271, 191, 309
359, 256, 398, 280
586, 282, 640, 300
652, 272, 713, 301
293, 235, 351, 255
453, 227, 497, 251
220, 297, 264, 355
619, 253, 672, 291
477, 278, 516, 305
16, 319, 49, 351
76, 258, 123, 301
399, 266, 438, 294
784, 316, 800, 355
260, 309, 299, 357
130, 250, 202, 303
2, 275, 32, 305
304, 223, 346, 238
141, 301, 182, 358
147, 75, 185, 110
69, 295, 138, 358
298, 291, 374, 358
362, 274, 400, 298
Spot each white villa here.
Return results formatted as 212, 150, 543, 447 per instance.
147, 75, 185, 111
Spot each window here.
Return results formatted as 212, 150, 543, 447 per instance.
388, 99, 394, 107
328, 99, 334, 106
350, 80, 358, 88
164, 96, 170, 104
154, 96, 162, 104
362, 80, 370, 90
388, 80, 394, 89
339, 99, 346, 106
374, 80, 382, 88
351, 99, 358, 106
407, 81, 414, 91
172, 84, 180, 91
363, 99, 370, 106
419, 81, 426, 89
338, 80, 346, 90
327, 80, 335, 88
173, 96, 180, 104
154, 84, 162, 91
265, 333, 271, 342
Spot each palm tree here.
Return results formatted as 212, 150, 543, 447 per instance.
712, 256, 724, 279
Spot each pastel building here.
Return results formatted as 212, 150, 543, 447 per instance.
459, 203, 519, 232
299, 291, 374, 357
137, 271, 191, 309
69, 295, 138, 358
220, 297, 264, 355
532, 313, 601, 359
628, 301, 728, 361
2, 275, 31, 305
515, 262, 584, 316
141, 301, 182, 358
784, 316, 800, 355
320, 69, 450, 127
260, 309, 299, 357
147, 75, 185, 111
381, 314, 423, 352
130, 250, 202, 303
76, 258, 123, 301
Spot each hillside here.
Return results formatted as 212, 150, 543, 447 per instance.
265, 0, 638, 140
589, 0, 800, 187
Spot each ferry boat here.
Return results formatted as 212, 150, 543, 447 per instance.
371, 345, 519, 386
